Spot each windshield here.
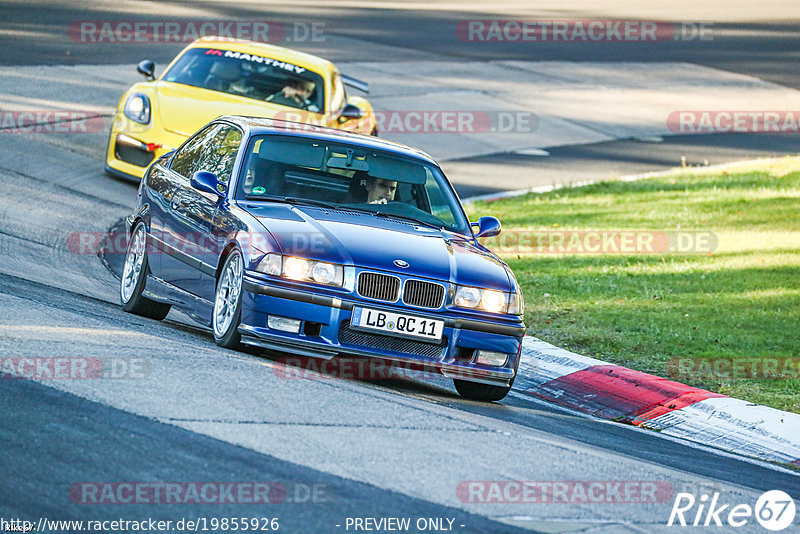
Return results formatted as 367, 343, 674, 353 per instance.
162, 48, 325, 113
235, 135, 470, 234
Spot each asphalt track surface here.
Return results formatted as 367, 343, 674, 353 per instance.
3, 0, 800, 195
1, 1, 799, 533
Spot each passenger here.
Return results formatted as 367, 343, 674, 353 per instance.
202, 60, 242, 92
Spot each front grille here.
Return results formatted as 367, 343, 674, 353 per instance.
115, 140, 154, 167
338, 321, 447, 358
357, 272, 400, 302
403, 279, 445, 308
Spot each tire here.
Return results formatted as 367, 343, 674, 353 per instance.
370, 128, 378, 137
454, 355, 519, 402
120, 221, 171, 320
212, 249, 245, 350
453, 379, 512, 402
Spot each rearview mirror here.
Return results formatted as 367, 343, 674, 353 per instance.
137, 60, 155, 81
191, 171, 224, 197
473, 216, 501, 238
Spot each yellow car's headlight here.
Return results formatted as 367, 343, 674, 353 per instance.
123, 93, 151, 125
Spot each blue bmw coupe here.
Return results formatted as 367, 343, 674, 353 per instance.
120, 116, 525, 401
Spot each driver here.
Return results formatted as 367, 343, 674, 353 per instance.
365, 178, 397, 204
266, 79, 320, 112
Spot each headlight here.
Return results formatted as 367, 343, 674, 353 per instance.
504, 267, 525, 316
454, 285, 523, 315
255, 253, 281, 276
256, 254, 344, 287
480, 290, 506, 314
454, 286, 481, 308
283, 256, 311, 281
507, 291, 524, 316
123, 93, 151, 124
311, 262, 337, 285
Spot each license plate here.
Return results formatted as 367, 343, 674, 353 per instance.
350, 307, 444, 343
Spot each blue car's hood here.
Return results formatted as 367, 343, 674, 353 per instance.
242, 203, 511, 291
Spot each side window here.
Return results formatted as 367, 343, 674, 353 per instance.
171, 124, 221, 179
193, 125, 243, 183
330, 72, 346, 113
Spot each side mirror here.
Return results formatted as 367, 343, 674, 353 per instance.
473, 216, 501, 238
338, 104, 363, 123
137, 60, 155, 81
190, 171, 225, 197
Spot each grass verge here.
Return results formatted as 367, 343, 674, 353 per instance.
467, 157, 800, 413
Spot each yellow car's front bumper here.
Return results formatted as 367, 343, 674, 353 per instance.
104, 114, 186, 181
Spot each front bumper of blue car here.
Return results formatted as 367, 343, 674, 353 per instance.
239, 273, 525, 387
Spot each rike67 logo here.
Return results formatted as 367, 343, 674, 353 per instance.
668, 490, 796, 531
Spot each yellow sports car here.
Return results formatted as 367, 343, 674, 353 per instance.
105, 37, 376, 180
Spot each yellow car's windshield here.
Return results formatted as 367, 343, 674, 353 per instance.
162, 47, 325, 113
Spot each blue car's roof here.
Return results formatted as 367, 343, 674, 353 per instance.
217, 115, 438, 166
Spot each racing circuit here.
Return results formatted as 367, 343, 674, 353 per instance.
2, 1, 800, 533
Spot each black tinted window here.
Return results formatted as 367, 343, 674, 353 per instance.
236, 135, 469, 233
193, 126, 242, 183
171, 124, 221, 179
162, 48, 325, 113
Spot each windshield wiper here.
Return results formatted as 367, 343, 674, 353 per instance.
282, 196, 337, 209
243, 196, 444, 229
375, 211, 443, 230
337, 204, 443, 229
244, 195, 336, 209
